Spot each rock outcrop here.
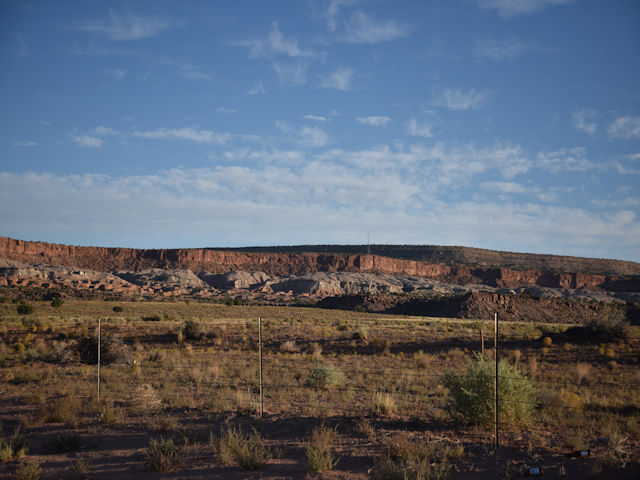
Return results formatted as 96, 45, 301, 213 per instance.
1, 236, 639, 294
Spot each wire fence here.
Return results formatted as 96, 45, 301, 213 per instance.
3, 314, 639, 454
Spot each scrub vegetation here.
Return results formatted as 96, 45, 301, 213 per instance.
0, 299, 638, 478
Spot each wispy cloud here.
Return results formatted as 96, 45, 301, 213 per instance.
246, 81, 267, 95
357, 116, 391, 127
133, 128, 232, 144
342, 11, 410, 44
217, 107, 236, 114
93, 126, 119, 136
12, 141, 37, 147
304, 115, 329, 122
272, 59, 312, 86
72, 135, 103, 148
476, 0, 574, 19
77, 11, 178, 41
103, 68, 127, 85
536, 147, 597, 173
238, 22, 314, 59
179, 64, 213, 81
407, 119, 434, 138
481, 181, 528, 194
432, 88, 490, 110
234, 23, 319, 87
3, 161, 637, 259
319, 67, 354, 90
473, 36, 526, 61
572, 109, 598, 136
276, 122, 329, 147
317, 0, 361, 31
608, 116, 640, 139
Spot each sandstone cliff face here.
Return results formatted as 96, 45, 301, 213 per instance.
1, 236, 639, 293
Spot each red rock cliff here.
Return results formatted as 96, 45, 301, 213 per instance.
1, 237, 638, 292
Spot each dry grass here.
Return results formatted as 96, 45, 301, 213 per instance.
305, 426, 339, 473
0, 299, 638, 477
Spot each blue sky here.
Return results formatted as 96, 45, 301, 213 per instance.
1, 0, 639, 261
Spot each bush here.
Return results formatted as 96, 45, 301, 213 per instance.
13, 462, 41, 480
304, 365, 344, 389
305, 426, 338, 473
585, 315, 629, 342
146, 437, 181, 472
0, 428, 28, 462
443, 354, 537, 426
45, 341, 76, 364
212, 427, 270, 470
371, 391, 397, 417
372, 435, 452, 480
16, 305, 34, 315
50, 298, 64, 308
37, 398, 80, 426
352, 325, 368, 341
112, 306, 123, 312
181, 320, 203, 341
76, 334, 132, 365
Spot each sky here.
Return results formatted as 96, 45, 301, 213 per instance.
1, 0, 639, 261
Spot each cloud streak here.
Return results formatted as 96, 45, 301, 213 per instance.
356, 116, 391, 127
133, 128, 232, 144
319, 67, 354, 90
474, 36, 526, 61
608, 116, 640, 139
432, 88, 490, 110
573, 109, 597, 135
2, 164, 637, 259
71, 135, 103, 148
238, 22, 314, 59
342, 11, 410, 44
476, 0, 574, 19
276, 122, 329, 147
77, 11, 177, 41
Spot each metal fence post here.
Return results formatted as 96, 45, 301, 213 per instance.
258, 317, 263, 418
97, 317, 101, 404
494, 312, 499, 454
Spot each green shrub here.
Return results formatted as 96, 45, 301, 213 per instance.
443, 354, 537, 426
0, 428, 28, 462
142, 315, 161, 322
16, 305, 34, 315
212, 427, 270, 470
50, 298, 64, 308
112, 306, 123, 312
181, 319, 203, 341
13, 462, 41, 480
304, 365, 344, 389
305, 426, 338, 473
146, 437, 181, 472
